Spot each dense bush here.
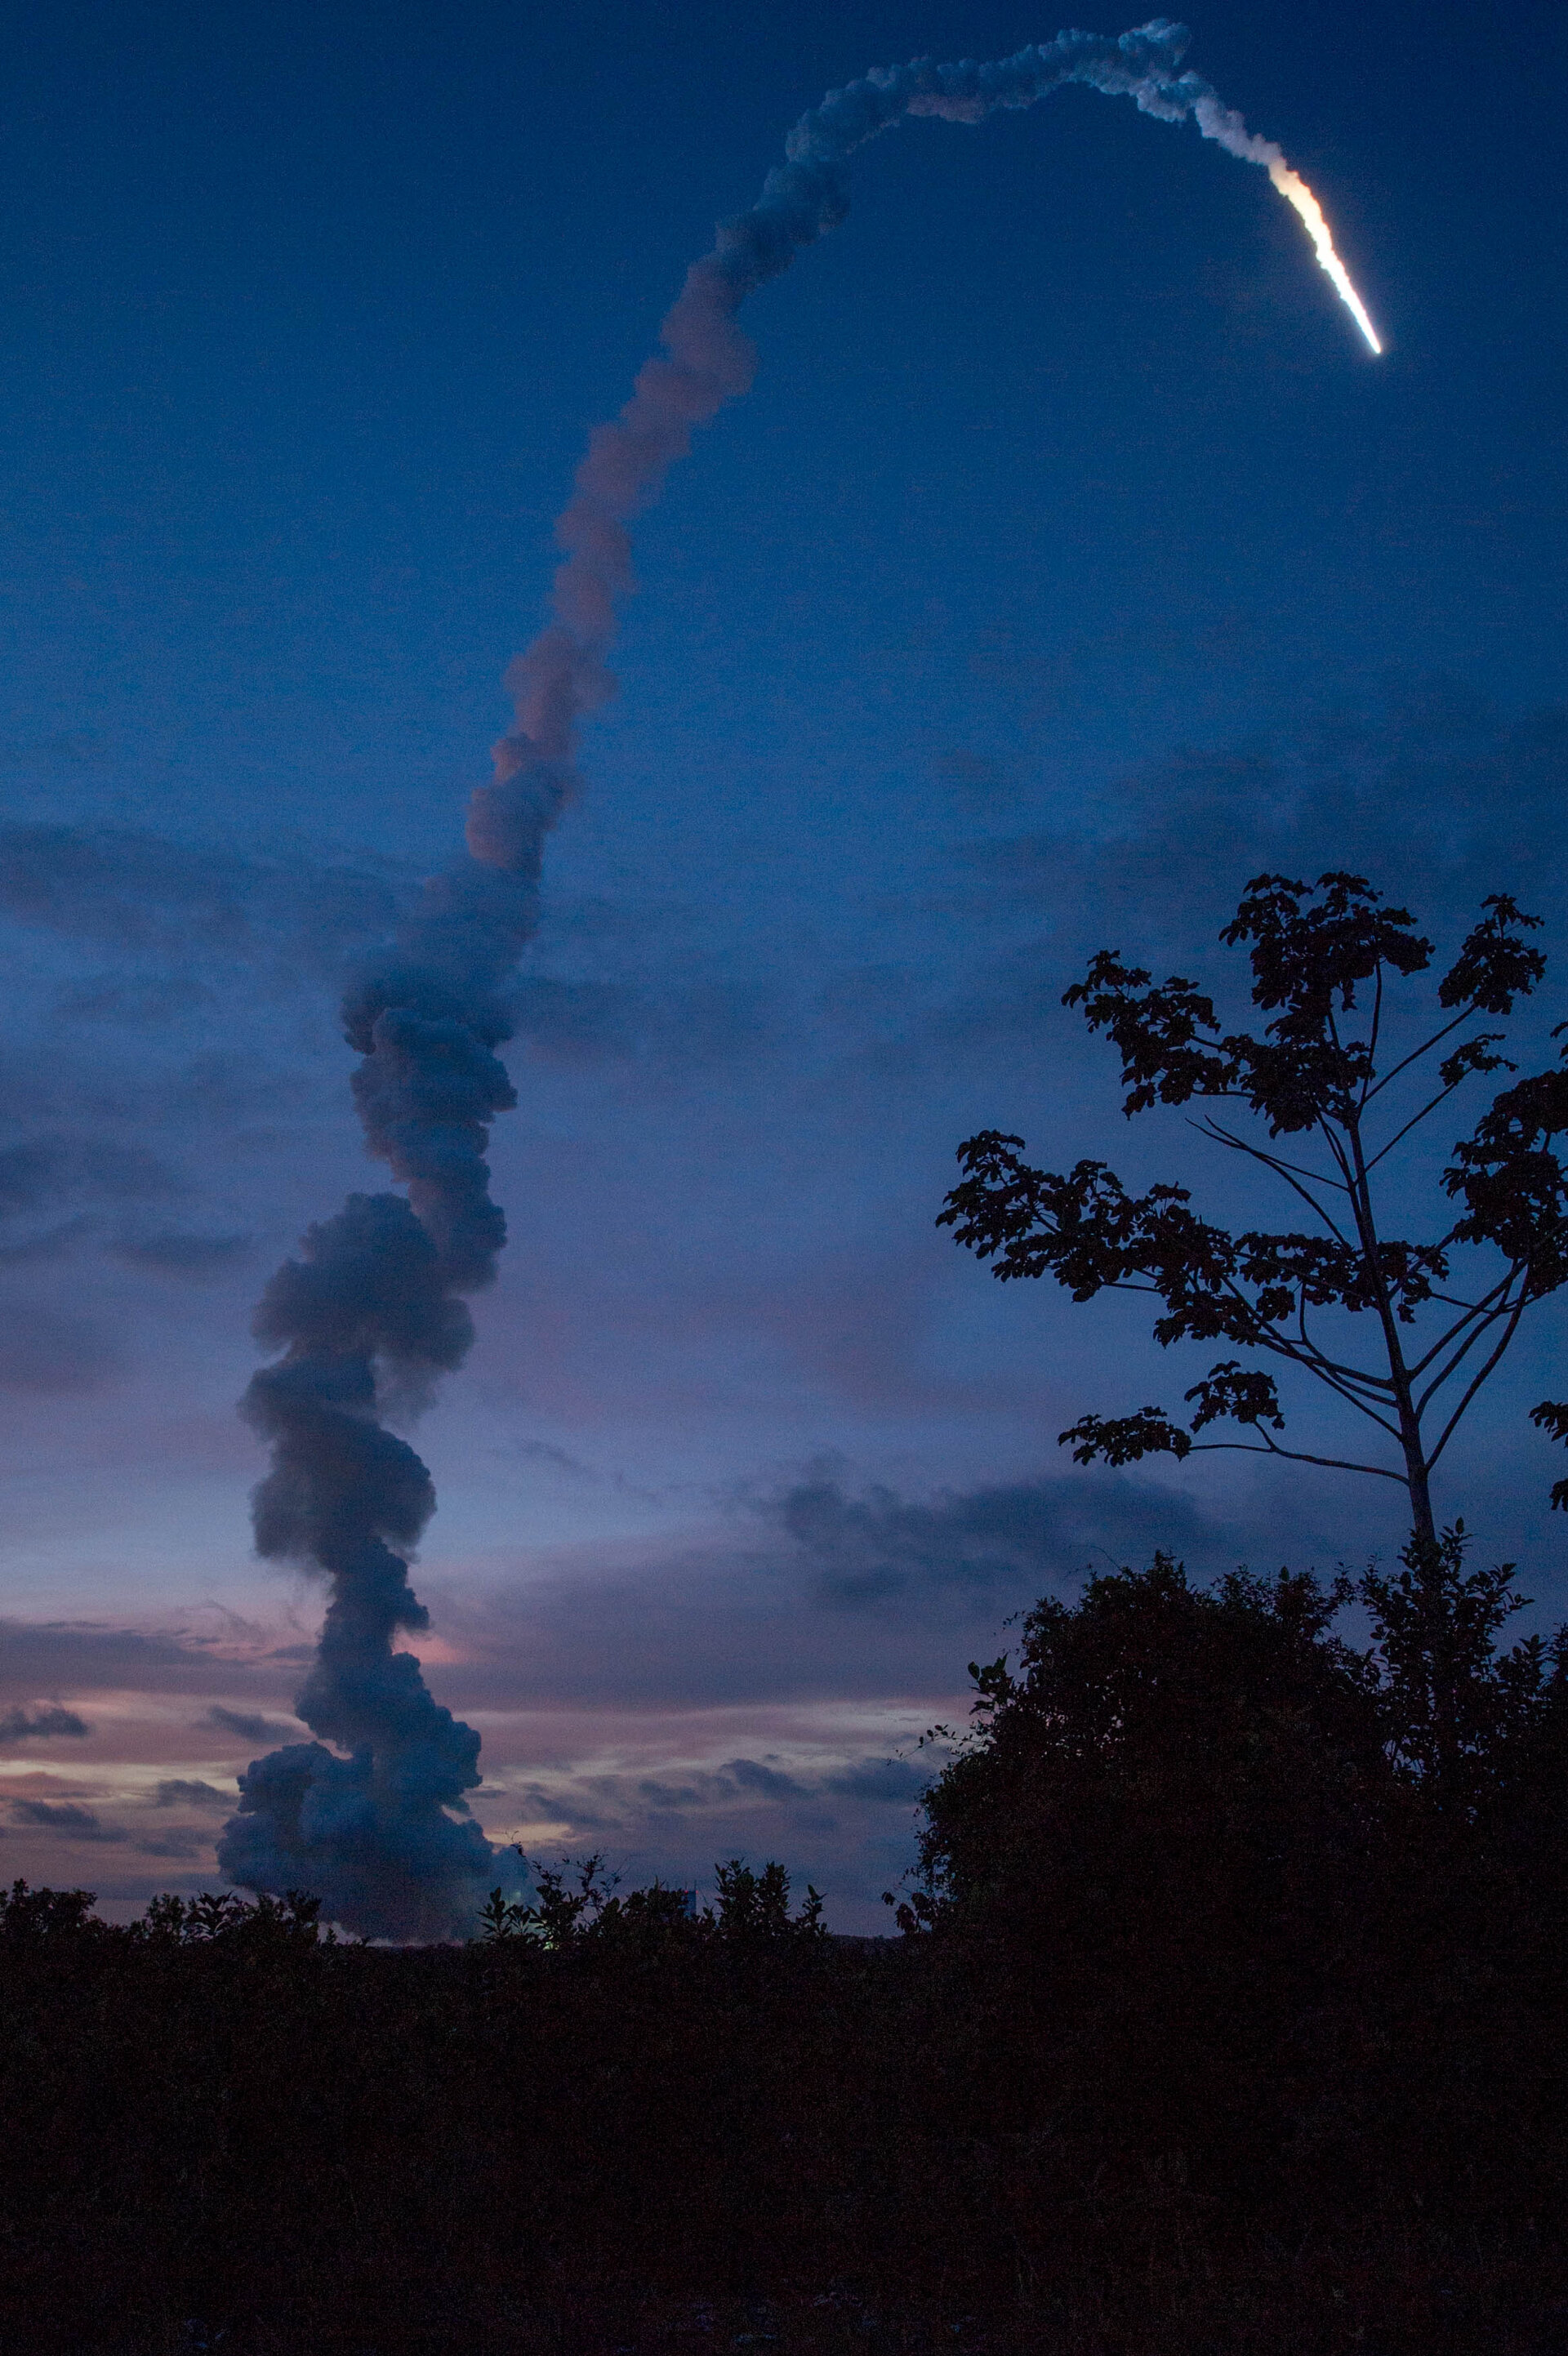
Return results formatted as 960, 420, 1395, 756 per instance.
6, 1544, 1568, 2355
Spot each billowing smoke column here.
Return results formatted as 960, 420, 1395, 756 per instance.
221, 20, 1379, 1940
216, 847, 563, 1940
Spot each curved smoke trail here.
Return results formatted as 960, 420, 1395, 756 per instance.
220, 19, 1379, 1940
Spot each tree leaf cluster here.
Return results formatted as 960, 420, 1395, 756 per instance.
941, 873, 1568, 1531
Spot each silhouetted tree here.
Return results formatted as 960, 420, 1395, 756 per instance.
0, 1877, 101, 1943
903, 1555, 1387, 1935
1361, 1516, 1568, 1811
499, 1850, 824, 1948
890, 1557, 1394, 2172
940, 872, 1568, 1543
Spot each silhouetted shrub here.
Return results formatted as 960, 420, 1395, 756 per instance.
5, 1551, 1568, 2355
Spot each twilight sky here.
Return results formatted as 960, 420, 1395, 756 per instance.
2, 0, 1565, 1929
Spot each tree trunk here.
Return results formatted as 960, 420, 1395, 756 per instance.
1344, 1112, 1437, 1546
1401, 1418, 1437, 1548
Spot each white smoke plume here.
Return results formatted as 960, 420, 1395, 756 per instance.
473, 15, 1379, 830
221, 20, 1379, 1940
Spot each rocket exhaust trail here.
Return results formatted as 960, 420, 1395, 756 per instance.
1187, 91, 1382, 352
222, 20, 1381, 1941
1267, 161, 1382, 353
474, 16, 1383, 822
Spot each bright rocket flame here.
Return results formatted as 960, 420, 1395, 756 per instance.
1190, 93, 1381, 355
1266, 159, 1383, 354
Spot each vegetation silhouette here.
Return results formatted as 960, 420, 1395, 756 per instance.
940, 871, 1568, 1543
478, 1850, 825, 1947
7, 1528, 1568, 2354
8, 869, 1568, 2350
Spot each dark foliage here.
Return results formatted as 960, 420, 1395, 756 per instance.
7, 1543, 1568, 2355
475, 1850, 825, 1951
941, 874, 1568, 1538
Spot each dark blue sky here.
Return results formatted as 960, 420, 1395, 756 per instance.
2, 0, 1565, 1925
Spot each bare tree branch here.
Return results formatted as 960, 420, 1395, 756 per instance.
1359, 964, 1385, 1110
1192, 1118, 1352, 1236
1191, 1438, 1406, 1481
1414, 1285, 1534, 1422
1426, 1297, 1533, 1469
1363, 1078, 1469, 1173
1361, 1005, 1477, 1105
1405, 1270, 1518, 1383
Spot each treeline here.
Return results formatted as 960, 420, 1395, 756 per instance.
5, 1532, 1568, 2354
